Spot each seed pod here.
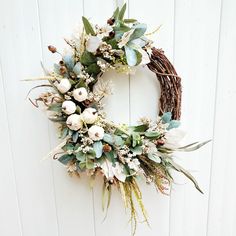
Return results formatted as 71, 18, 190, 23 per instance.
60, 66, 67, 74
109, 31, 115, 38
107, 18, 115, 25
48, 45, 57, 53
103, 144, 112, 153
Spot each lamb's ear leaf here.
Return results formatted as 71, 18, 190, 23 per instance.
113, 7, 120, 19
125, 46, 137, 66
82, 16, 96, 36
118, 3, 127, 20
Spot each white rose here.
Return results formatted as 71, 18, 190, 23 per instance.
86, 36, 102, 53
62, 101, 76, 115
164, 128, 186, 149
82, 108, 98, 124
73, 87, 88, 102
88, 125, 104, 141
56, 78, 71, 93
66, 114, 83, 131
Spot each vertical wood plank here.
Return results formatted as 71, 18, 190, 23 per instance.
207, 0, 236, 235
37, 0, 95, 235
83, 1, 131, 235
169, 1, 221, 235
0, 61, 23, 236
0, 0, 59, 235
128, 0, 175, 235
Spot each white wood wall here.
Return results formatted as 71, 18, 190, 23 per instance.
0, 0, 236, 235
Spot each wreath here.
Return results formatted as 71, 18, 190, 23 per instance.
27, 4, 209, 234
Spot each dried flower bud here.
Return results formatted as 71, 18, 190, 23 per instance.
109, 31, 115, 38
155, 139, 165, 146
107, 18, 115, 25
48, 45, 57, 53
60, 66, 67, 74
59, 60, 65, 65
103, 144, 112, 153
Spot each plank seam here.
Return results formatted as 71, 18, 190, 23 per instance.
206, 0, 224, 235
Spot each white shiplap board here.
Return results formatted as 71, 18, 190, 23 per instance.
0, 0, 236, 236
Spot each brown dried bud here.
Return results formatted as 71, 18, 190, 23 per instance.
59, 60, 65, 65
109, 31, 115, 38
60, 66, 67, 74
155, 139, 165, 146
48, 45, 57, 53
103, 144, 112, 153
107, 18, 115, 25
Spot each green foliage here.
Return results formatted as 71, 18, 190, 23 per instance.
86, 63, 101, 75
47, 103, 62, 112
118, 3, 126, 20
144, 131, 161, 139
80, 51, 97, 66
82, 16, 96, 35
93, 141, 103, 158
58, 154, 74, 165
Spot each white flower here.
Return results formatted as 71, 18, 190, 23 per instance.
62, 101, 76, 115
82, 108, 98, 124
138, 48, 150, 65
97, 25, 113, 39
86, 36, 102, 53
101, 160, 126, 182
128, 158, 140, 171
73, 87, 88, 102
164, 128, 186, 149
56, 78, 71, 93
66, 114, 83, 131
88, 125, 104, 141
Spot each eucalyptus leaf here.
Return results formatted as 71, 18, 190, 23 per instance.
58, 154, 74, 165
167, 120, 180, 130
62, 143, 74, 152
63, 54, 75, 71
132, 124, 148, 132
147, 153, 161, 163
76, 151, 86, 162
93, 141, 103, 158
161, 112, 172, 123
47, 103, 62, 112
103, 133, 114, 145
144, 131, 161, 139
82, 16, 96, 36
86, 159, 95, 169
72, 132, 79, 143
131, 146, 143, 155
73, 62, 82, 75
105, 151, 116, 165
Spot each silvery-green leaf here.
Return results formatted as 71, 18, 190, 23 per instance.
63, 54, 75, 71
118, 3, 127, 20
82, 16, 96, 36
124, 18, 138, 24
129, 23, 147, 41
73, 62, 82, 75
112, 7, 120, 19
129, 38, 146, 48
131, 146, 143, 155
167, 120, 181, 130
76, 151, 86, 162
103, 133, 114, 145
58, 154, 74, 165
86, 159, 94, 169
93, 141, 103, 158
125, 46, 137, 66
147, 153, 161, 163
114, 136, 124, 146
144, 131, 161, 139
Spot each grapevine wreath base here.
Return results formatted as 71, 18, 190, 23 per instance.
27, 4, 209, 235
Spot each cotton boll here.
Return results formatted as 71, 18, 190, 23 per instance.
66, 114, 83, 131
73, 87, 88, 102
88, 125, 104, 141
56, 78, 71, 93
82, 108, 98, 124
86, 36, 102, 53
62, 101, 76, 115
